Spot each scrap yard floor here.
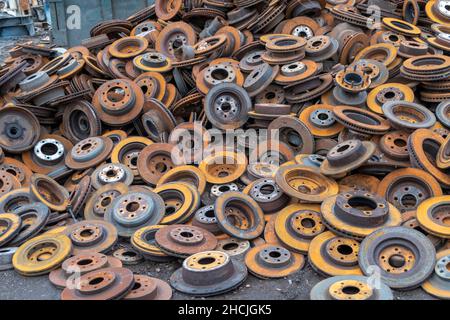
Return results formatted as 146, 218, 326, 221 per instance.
0, 258, 434, 300
0, 38, 434, 301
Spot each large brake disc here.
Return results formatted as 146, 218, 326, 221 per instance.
359, 227, 436, 290
61, 267, 134, 300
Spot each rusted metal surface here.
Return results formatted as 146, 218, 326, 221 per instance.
1, 0, 450, 301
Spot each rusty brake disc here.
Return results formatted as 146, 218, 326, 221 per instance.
155, 224, 217, 258
245, 244, 305, 279
65, 136, 114, 170
274, 203, 326, 254
124, 275, 172, 300
310, 275, 393, 300
154, 182, 201, 225
0, 106, 40, 154
377, 168, 443, 215
137, 143, 175, 185
105, 190, 165, 238
275, 164, 339, 203
308, 231, 363, 277
215, 191, 265, 240
359, 227, 436, 290
84, 183, 129, 221
61, 267, 134, 300
131, 225, 174, 262
321, 190, 403, 239
12, 233, 72, 276
170, 250, 247, 297
91, 163, 134, 190
416, 196, 450, 238
63, 220, 118, 255
320, 140, 376, 176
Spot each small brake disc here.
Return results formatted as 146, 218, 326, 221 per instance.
170, 251, 247, 297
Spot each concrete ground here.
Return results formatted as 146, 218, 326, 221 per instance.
0, 256, 434, 300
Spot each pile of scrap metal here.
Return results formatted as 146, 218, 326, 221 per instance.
0, 0, 450, 301
0, 0, 35, 37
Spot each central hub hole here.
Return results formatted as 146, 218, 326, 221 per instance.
269, 251, 281, 258
37, 252, 52, 261
8, 126, 19, 137
318, 112, 329, 120
393, 139, 406, 147
180, 231, 194, 238
172, 39, 183, 49
132, 282, 142, 290
223, 243, 239, 251
344, 73, 363, 85
265, 92, 276, 100
101, 197, 112, 207
107, 87, 126, 103
400, 194, 417, 208
337, 244, 353, 255
126, 202, 140, 212
285, 130, 302, 148
81, 143, 92, 151
106, 169, 116, 177
89, 277, 104, 285
129, 156, 138, 166
80, 229, 94, 238
260, 185, 275, 195
220, 102, 232, 112
301, 218, 316, 228
384, 91, 395, 99
388, 34, 399, 42
123, 251, 137, 257
204, 209, 215, 218
41, 143, 58, 156
211, 68, 229, 81
277, 39, 297, 46
198, 257, 215, 265
219, 185, 230, 193
342, 286, 360, 295
77, 259, 93, 266
348, 197, 378, 211
388, 254, 406, 268
165, 206, 176, 216
78, 116, 89, 131
298, 185, 312, 194
156, 162, 168, 173
337, 144, 350, 153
